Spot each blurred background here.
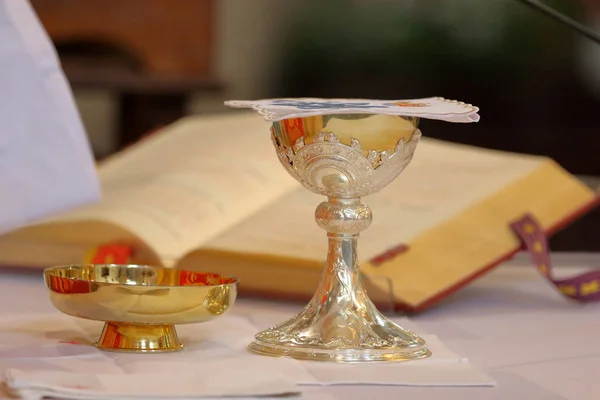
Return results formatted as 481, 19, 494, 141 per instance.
31, 0, 600, 250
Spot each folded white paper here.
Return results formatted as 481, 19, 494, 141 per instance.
2, 368, 300, 400
0, 1, 100, 235
298, 335, 495, 387
0, 314, 306, 399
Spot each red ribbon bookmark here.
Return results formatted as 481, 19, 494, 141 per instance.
84, 244, 132, 264
511, 214, 600, 302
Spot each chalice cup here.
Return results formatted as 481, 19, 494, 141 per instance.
257, 111, 430, 362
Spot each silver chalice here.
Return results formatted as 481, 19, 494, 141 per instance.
225, 98, 479, 363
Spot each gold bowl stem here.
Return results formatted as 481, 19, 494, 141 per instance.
96, 322, 183, 353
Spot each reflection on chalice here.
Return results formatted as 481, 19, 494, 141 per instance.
44, 264, 238, 353
225, 98, 479, 363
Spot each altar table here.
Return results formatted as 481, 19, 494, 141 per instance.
1, 252, 599, 400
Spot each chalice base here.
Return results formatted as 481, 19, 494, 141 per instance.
95, 322, 184, 353
248, 296, 431, 363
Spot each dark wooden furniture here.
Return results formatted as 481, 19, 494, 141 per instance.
31, 0, 223, 148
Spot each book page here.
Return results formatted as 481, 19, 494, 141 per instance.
203, 138, 544, 261
15, 113, 300, 261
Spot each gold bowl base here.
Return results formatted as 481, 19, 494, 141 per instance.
95, 322, 184, 353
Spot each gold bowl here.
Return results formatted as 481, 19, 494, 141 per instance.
43, 264, 238, 353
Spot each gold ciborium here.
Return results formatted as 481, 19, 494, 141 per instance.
225, 98, 479, 363
44, 264, 238, 352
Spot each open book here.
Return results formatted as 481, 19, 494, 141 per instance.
1, 112, 597, 311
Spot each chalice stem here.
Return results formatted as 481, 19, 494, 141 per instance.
311, 228, 371, 343
311, 197, 411, 346
323, 230, 361, 306
315, 198, 369, 335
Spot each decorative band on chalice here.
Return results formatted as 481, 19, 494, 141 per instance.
271, 113, 420, 152
270, 114, 422, 199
